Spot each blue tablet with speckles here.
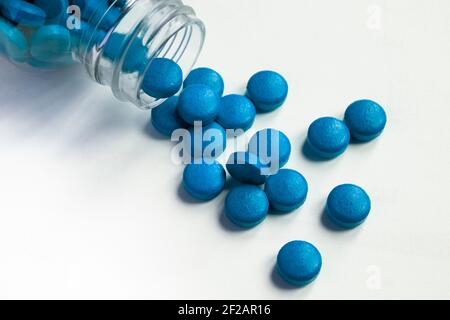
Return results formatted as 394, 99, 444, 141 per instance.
151, 96, 188, 137
142, 58, 183, 99
178, 84, 220, 125
345, 99, 387, 142
247, 70, 288, 112
225, 185, 269, 228
265, 169, 308, 213
183, 161, 226, 201
226, 152, 270, 185
217, 94, 256, 131
306, 117, 350, 159
277, 240, 322, 287
326, 184, 371, 229
184, 67, 225, 97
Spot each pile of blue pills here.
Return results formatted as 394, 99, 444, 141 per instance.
0, 0, 182, 102
0, 0, 118, 67
146, 60, 387, 287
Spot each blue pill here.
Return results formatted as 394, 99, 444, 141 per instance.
225, 185, 269, 229
34, 0, 68, 24
0, 17, 28, 63
102, 33, 148, 72
1, 0, 46, 28
178, 84, 220, 125
247, 70, 288, 112
344, 99, 387, 142
226, 152, 270, 185
265, 169, 308, 213
142, 58, 183, 99
184, 67, 225, 97
248, 129, 291, 170
188, 122, 227, 160
306, 117, 350, 159
326, 184, 371, 229
277, 240, 322, 287
183, 161, 226, 201
151, 96, 188, 137
30, 25, 71, 63
217, 94, 256, 131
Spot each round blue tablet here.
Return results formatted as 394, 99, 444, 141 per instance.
326, 184, 371, 229
30, 25, 71, 62
188, 122, 227, 160
226, 152, 270, 185
1, 0, 46, 28
265, 169, 308, 213
247, 70, 288, 112
248, 129, 291, 171
184, 67, 225, 97
178, 84, 220, 125
225, 185, 269, 229
34, 0, 68, 24
306, 117, 350, 159
142, 58, 183, 99
0, 17, 28, 63
183, 161, 226, 201
217, 94, 256, 131
344, 99, 387, 142
277, 240, 322, 287
151, 96, 188, 137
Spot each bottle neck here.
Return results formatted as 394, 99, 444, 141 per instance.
76, 0, 205, 109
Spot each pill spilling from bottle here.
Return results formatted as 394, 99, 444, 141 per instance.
1, 0, 388, 289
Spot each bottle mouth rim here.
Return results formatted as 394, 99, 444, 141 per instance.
135, 16, 205, 110
80, 0, 206, 110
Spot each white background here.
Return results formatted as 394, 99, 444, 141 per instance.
0, 0, 449, 299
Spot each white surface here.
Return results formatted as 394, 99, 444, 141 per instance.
0, 0, 449, 300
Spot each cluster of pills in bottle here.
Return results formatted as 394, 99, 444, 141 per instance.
0, 0, 119, 67
147, 59, 387, 287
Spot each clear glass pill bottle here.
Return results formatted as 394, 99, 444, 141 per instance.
0, 0, 205, 109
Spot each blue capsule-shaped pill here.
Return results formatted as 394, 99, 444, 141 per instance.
247, 70, 288, 112
178, 84, 220, 126
344, 99, 387, 142
265, 169, 308, 213
217, 94, 256, 131
142, 58, 183, 99
184, 67, 225, 97
277, 240, 322, 287
151, 96, 189, 137
1, 0, 46, 28
306, 117, 350, 159
326, 184, 371, 229
225, 185, 269, 229
183, 161, 226, 201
